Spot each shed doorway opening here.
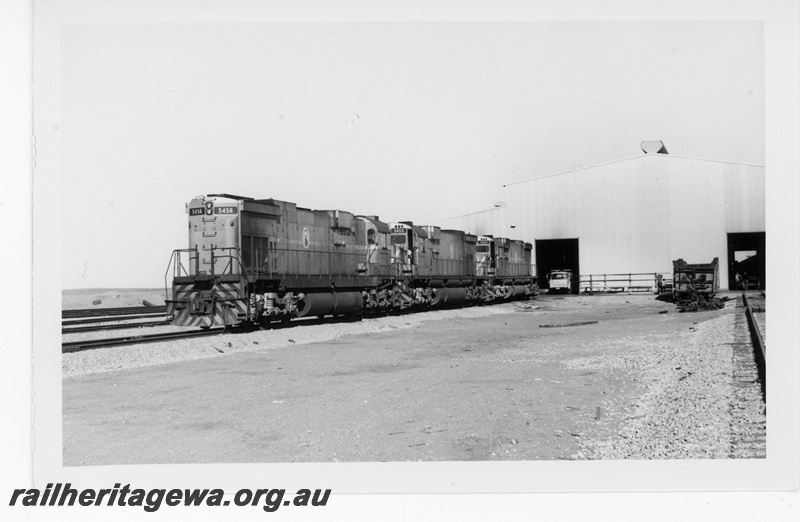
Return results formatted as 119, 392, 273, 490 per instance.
727, 232, 765, 290
535, 238, 579, 294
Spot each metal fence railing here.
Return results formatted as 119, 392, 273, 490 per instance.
579, 273, 672, 293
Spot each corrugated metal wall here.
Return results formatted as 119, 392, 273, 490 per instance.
433, 155, 765, 290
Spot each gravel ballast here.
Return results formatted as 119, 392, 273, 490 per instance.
63, 305, 514, 378
568, 313, 744, 459
62, 294, 766, 463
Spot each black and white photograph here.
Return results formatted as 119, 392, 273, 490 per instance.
6, 0, 800, 520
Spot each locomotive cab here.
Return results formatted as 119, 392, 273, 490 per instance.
476, 236, 496, 277
357, 215, 392, 278
389, 222, 432, 277
389, 223, 416, 275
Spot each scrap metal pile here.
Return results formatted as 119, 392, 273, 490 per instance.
672, 258, 724, 312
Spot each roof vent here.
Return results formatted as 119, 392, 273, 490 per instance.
641, 141, 668, 154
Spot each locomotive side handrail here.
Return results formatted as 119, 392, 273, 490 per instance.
208, 247, 245, 276
237, 245, 535, 281
164, 248, 196, 300
166, 246, 246, 281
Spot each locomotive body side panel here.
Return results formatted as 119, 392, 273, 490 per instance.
436, 229, 470, 280
507, 240, 527, 278
240, 200, 280, 276
494, 237, 510, 280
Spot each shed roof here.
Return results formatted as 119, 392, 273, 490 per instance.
503, 153, 764, 187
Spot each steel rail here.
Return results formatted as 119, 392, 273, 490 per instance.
62, 328, 227, 354
62, 313, 171, 326
743, 291, 766, 363
62, 306, 167, 319
62, 319, 173, 334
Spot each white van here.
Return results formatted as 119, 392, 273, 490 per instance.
547, 270, 572, 293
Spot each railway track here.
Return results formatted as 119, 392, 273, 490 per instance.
62, 319, 173, 334
62, 305, 166, 319
743, 290, 766, 352
727, 291, 766, 458
60, 312, 370, 353
62, 328, 230, 353
62, 313, 171, 327
62, 305, 173, 334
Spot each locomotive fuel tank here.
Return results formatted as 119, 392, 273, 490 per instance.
296, 291, 364, 318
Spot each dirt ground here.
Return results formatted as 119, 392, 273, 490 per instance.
62, 288, 166, 309
62, 292, 740, 465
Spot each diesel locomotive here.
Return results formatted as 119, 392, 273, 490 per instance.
165, 194, 538, 327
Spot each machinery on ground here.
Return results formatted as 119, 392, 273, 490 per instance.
165, 194, 538, 327
672, 258, 723, 311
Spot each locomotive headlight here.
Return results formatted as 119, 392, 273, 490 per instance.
205, 201, 213, 215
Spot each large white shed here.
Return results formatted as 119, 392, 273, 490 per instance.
433, 147, 765, 291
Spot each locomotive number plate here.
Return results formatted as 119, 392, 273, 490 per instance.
214, 206, 238, 215
189, 208, 205, 216
391, 226, 406, 234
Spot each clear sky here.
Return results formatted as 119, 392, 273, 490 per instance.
59, 20, 764, 289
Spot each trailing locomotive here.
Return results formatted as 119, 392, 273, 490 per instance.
165, 194, 538, 327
